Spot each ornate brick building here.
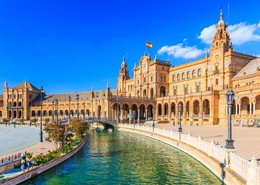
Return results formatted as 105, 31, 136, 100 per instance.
0, 11, 259, 126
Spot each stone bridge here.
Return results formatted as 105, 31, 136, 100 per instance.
60, 118, 118, 131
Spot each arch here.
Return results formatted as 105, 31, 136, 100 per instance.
150, 88, 154, 98
177, 74, 180, 81
158, 104, 162, 116
80, 109, 85, 117
8, 111, 11, 118
172, 75, 176, 82
59, 110, 63, 116
13, 102, 17, 107
187, 71, 190, 79
32, 110, 36, 117
178, 102, 184, 116
48, 110, 52, 117
113, 103, 121, 120
193, 100, 200, 116
160, 86, 166, 97
70, 110, 74, 116
241, 97, 250, 114
170, 102, 176, 116
147, 104, 154, 119
18, 110, 22, 118
8, 102, 12, 106
98, 105, 101, 118
203, 99, 210, 117
164, 103, 168, 116
18, 102, 22, 107
86, 109, 90, 116
256, 95, 260, 115
37, 110, 41, 117
13, 110, 17, 118
65, 110, 69, 116
143, 89, 147, 97
192, 70, 196, 78
130, 104, 138, 121
198, 68, 202, 77
182, 72, 185, 80
186, 101, 190, 117
139, 104, 146, 120
43, 110, 47, 116
122, 104, 130, 121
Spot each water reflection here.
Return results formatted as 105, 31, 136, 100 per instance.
22, 131, 223, 185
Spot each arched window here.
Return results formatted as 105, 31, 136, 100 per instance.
192, 70, 196, 78
198, 69, 202, 77
172, 75, 176, 82
187, 71, 190, 79
177, 74, 180, 81
182, 73, 185, 80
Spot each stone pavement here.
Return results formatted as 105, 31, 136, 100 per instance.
0, 124, 56, 158
146, 123, 260, 160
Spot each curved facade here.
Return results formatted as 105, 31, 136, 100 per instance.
0, 12, 259, 126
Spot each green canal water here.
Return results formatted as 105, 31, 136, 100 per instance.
23, 131, 223, 185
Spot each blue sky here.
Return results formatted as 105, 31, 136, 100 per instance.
0, 0, 260, 93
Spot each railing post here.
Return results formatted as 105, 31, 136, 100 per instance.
247, 156, 259, 185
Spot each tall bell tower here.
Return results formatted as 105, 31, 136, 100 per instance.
117, 57, 130, 96
210, 8, 233, 53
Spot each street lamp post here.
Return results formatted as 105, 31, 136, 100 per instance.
52, 100, 54, 122
61, 122, 65, 153
40, 86, 44, 142
76, 93, 79, 120
133, 110, 135, 130
116, 97, 120, 123
225, 89, 235, 149
152, 108, 155, 133
83, 102, 86, 120
55, 99, 58, 124
178, 103, 183, 132
68, 96, 71, 125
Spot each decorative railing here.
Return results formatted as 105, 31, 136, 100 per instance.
119, 124, 260, 185
0, 153, 21, 166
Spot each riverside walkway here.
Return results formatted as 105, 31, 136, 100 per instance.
145, 123, 260, 160
0, 125, 55, 158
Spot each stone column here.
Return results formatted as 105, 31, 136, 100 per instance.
253, 102, 256, 114
199, 101, 203, 125
137, 109, 140, 124
145, 109, 148, 121
129, 109, 132, 124
249, 103, 252, 114
183, 103, 186, 125
238, 103, 241, 114
236, 104, 238, 115
120, 108, 123, 121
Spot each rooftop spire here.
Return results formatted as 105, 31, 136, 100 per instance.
220, 6, 223, 20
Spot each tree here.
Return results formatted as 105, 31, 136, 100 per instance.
3, 118, 8, 125
44, 118, 50, 125
31, 118, 37, 126
18, 118, 25, 125
44, 123, 74, 147
70, 120, 89, 139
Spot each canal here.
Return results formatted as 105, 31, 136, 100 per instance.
23, 131, 223, 184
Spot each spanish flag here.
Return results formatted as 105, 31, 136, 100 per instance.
146, 42, 152, 48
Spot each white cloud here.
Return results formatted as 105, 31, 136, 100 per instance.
198, 22, 260, 45
197, 24, 216, 44
158, 43, 205, 59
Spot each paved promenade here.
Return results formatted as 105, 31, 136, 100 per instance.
0, 124, 55, 158
147, 123, 260, 160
